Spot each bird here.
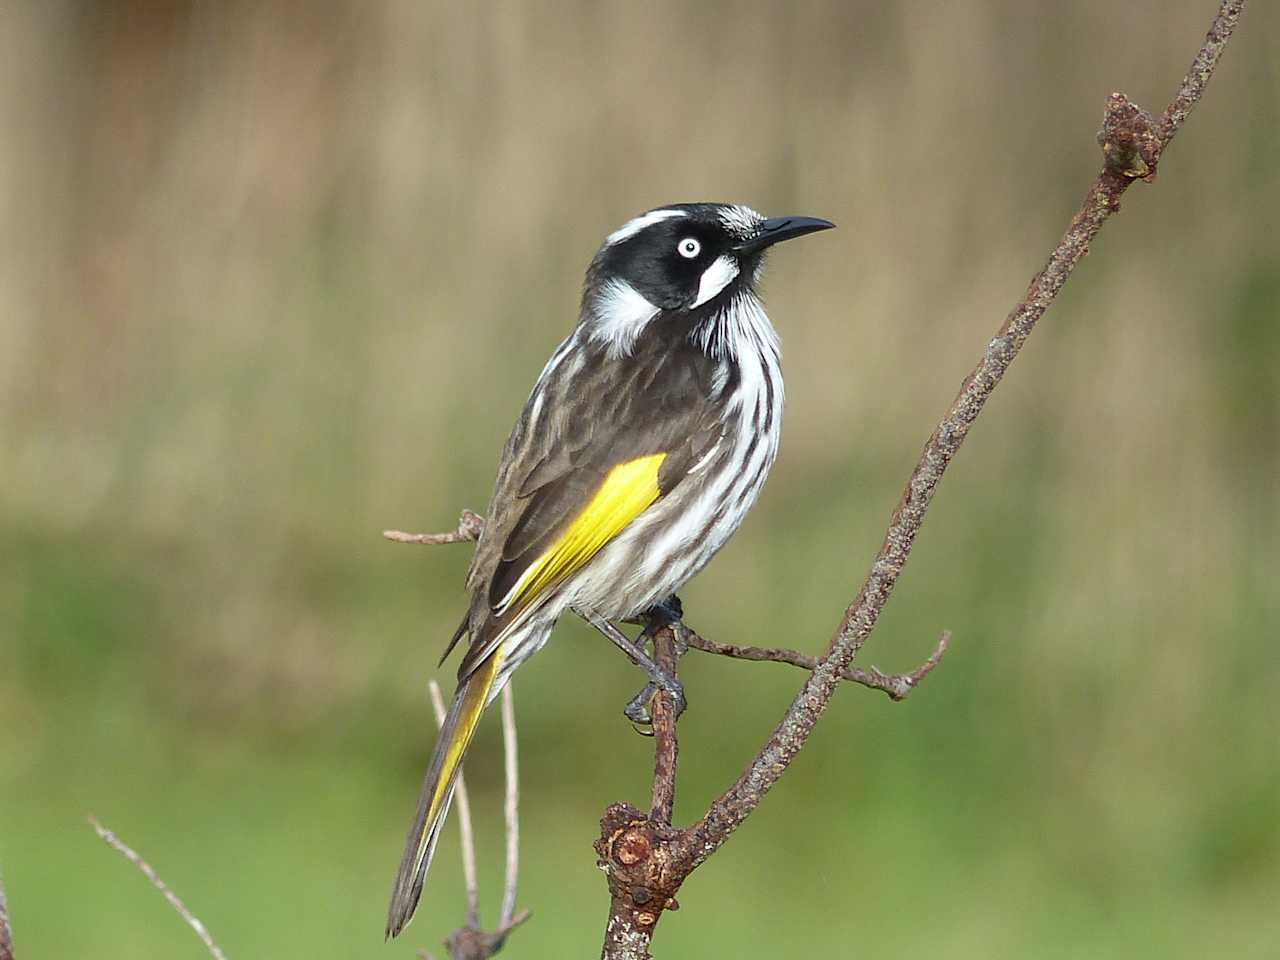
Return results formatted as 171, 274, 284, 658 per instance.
386, 202, 834, 937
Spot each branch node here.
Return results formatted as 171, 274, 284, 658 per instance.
1098, 91, 1161, 181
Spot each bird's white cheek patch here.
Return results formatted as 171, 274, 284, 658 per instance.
693, 255, 740, 308
591, 279, 661, 355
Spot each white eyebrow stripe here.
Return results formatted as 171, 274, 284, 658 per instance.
606, 208, 688, 246
692, 254, 740, 308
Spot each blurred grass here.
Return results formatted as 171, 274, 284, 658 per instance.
2, 1, 1278, 956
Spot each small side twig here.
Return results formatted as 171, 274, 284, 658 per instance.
88, 816, 228, 960
0, 865, 15, 960
685, 628, 950, 702
385, 510, 484, 545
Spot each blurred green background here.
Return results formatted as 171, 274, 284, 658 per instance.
2, 2, 1278, 957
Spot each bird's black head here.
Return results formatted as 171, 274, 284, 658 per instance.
579, 203, 833, 357
587, 203, 834, 313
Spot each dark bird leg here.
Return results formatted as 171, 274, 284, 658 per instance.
582, 610, 686, 725
600, 596, 690, 727
623, 596, 693, 724
631, 595, 686, 647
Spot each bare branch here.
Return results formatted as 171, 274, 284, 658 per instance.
685, 628, 950, 702
1159, 0, 1247, 143
672, 0, 1248, 879
385, 510, 484, 545
428, 681, 480, 929
498, 684, 520, 930
648, 627, 681, 826
592, 4, 1248, 957
0, 866, 15, 960
88, 816, 229, 960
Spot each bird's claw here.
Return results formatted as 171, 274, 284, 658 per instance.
622, 674, 686, 732
624, 683, 656, 731
663, 675, 687, 719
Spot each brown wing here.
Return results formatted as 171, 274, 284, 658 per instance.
451, 326, 730, 678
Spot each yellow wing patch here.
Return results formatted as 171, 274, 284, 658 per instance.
505, 452, 666, 612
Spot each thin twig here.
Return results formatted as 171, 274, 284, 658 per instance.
0, 866, 14, 960
1159, 0, 1246, 143
385, 510, 484, 545
88, 816, 229, 960
685, 628, 950, 702
428, 681, 480, 929
498, 684, 520, 930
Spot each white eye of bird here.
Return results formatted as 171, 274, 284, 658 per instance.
677, 237, 701, 259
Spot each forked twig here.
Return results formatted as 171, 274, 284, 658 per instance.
88, 816, 229, 960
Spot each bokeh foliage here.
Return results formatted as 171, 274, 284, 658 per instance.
2, 2, 1277, 956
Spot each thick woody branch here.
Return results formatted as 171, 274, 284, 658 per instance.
647, 628, 682, 826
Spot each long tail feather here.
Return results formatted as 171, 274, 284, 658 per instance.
386, 648, 504, 939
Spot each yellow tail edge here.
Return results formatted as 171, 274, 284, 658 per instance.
386, 648, 504, 939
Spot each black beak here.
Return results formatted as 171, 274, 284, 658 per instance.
734, 216, 835, 255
